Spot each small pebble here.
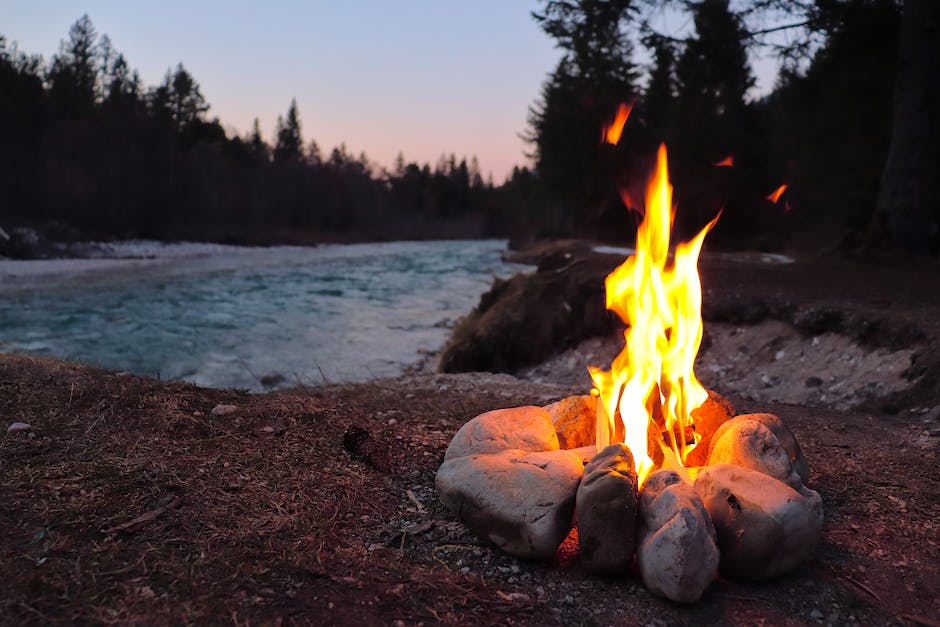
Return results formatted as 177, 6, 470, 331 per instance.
211, 404, 238, 416
810, 609, 824, 621
387, 418, 398, 426
7, 422, 32, 433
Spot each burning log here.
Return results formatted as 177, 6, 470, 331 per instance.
575, 443, 638, 575
544, 395, 597, 449
683, 390, 736, 466
637, 469, 719, 603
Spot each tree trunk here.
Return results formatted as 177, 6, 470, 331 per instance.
870, 0, 940, 255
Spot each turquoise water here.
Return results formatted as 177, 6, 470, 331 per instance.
0, 240, 525, 390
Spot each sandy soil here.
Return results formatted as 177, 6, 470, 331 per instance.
520, 320, 917, 411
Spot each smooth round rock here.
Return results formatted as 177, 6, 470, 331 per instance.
707, 418, 802, 490
444, 406, 559, 462
694, 464, 823, 580
736, 413, 810, 485
435, 448, 582, 560
576, 443, 638, 574
637, 470, 720, 603
544, 395, 596, 449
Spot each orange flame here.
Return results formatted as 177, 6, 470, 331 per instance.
589, 144, 717, 484
619, 189, 636, 212
766, 184, 788, 203
603, 102, 633, 145
712, 155, 734, 167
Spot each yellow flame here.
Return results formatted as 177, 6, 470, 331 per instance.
603, 103, 633, 145
590, 144, 717, 484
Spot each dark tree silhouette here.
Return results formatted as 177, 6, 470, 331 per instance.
274, 99, 303, 162
47, 14, 98, 117
527, 0, 640, 235
871, 0, 940, 255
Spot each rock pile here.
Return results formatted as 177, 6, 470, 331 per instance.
435, 393, 823, 603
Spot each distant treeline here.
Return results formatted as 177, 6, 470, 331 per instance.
2, 2, 932, 254
0, 16, 524, 247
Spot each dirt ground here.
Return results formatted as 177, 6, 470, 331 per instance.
2, 251, 940, 625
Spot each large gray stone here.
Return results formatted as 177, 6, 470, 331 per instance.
637, 470, 720, 603
544, 395, 596, 449
435, 448, 583, 560
444, 406, 559, 462
707, 418, 802, 490
694, 464, 823, 581
576, 443, 638, 574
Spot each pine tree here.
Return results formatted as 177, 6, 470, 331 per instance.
248, 117, 269, 161
48, 14, 99, 116
167, 63, 208, 131
527, 0, 640, 234
274, 99, 303, 162
640, 38, 676, 143
672, 0, 754, 160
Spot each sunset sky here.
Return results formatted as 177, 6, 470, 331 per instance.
1, 1, 780, 182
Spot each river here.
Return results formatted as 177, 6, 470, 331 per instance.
0, 240, 528, 390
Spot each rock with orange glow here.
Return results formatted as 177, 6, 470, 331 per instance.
637, 469, 720, 603
737, 413, 810, 485
706, 417, 804, 490
544, 395, 596, 449
435, 448, 582, 560
683, 390, 736, 467
443, 406, 559, 462
576, 443, 638, 574
694, 464, 823, 580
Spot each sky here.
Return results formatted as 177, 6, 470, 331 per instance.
0, 1, 782, 182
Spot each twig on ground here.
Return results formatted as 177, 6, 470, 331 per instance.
103, 495, 180, 534
900, 615, 940, 627
842, 574, 881, 602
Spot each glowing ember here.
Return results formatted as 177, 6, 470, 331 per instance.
712, 155, 734, 167
590, 144, 718, 484
603, 103, 633, 145
766, 184, 788, 203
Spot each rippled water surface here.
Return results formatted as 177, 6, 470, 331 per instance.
0, 240, 526, 390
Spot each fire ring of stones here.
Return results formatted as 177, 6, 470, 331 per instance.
435, 393, 823, 603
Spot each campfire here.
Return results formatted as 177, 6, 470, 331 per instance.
436, 142, 822, 603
